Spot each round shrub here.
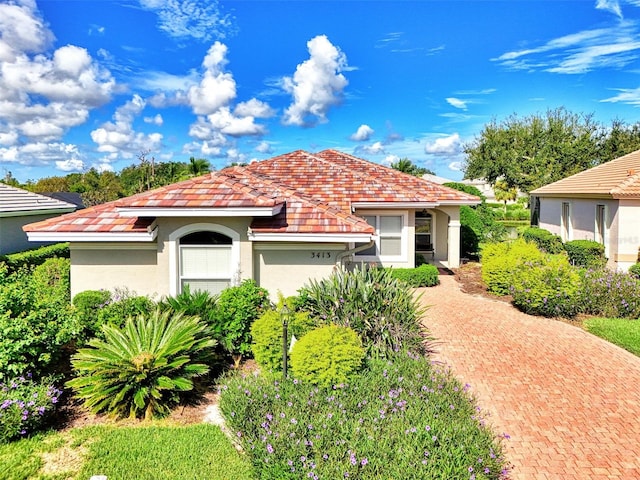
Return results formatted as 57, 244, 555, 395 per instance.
564, 240, 606, 268
251, 308, 315, 373
290, 325, 364, 388
481, 238, 545, 295
629, 262, 640, 279
511, 255, 582, 318
387, 264, 439, 287
578, 268, 640, 318
521, 227, 564, 254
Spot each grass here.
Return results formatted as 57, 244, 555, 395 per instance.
0, 424, 254, 480
583, 317, 640, 356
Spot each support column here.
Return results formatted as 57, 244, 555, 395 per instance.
447, 219, 461, 269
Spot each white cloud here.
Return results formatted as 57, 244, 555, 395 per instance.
188, 42, 236, 115
255, 141, 273, 154
0, 141, 84, 169
448, 161, 463, 172
358, 141, 385, 155
206, 107, 267, 137
446, 97, 467, 110
138, 0, 234, 42
234, 98, 275, 119
383, 154, 400, 166
596, 0, 622, 18
90, 95, 163, 159
601, 86, 640, 105
56, 158, 85, 172
425, 133, 462, 155
144, 114, 164, 126
0, 1, 115, 168
350, 124, 374, 141
494, 22, 640, 74
282, 35, 349, 126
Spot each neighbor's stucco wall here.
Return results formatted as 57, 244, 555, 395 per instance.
254, 243, 346, 298
433, 209, 449, 264
1, 213, 68, 255
615, 199, 640, 270
70, 244, 159, 299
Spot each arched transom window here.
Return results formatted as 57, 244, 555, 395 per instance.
179, 231, 233, 295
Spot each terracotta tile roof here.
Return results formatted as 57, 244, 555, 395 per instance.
24, 149, 478, 238
531, 149, 640, 198
0, 184, 76, 216
23, 200, 155, 234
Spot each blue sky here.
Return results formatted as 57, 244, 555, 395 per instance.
2, 0, 640, 182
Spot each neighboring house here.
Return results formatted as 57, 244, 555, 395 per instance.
0, 184, 76, 255
24, 150, 479, 298
41, 192, 85, 210
422, 174, 522, 204
530, 149, 640, 271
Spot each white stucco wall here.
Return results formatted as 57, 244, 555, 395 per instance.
70, 244, 159, 299
615, 199, 640, 270
254, 243, 346, 298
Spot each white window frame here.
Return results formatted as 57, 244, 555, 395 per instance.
168, 223, 240, 296
561, 202, 571, 242
595, 204, 607, 248
354, 212, 408, 262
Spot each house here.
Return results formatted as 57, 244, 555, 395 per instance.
530, 149, 640, 271
0, 184, 76, 255
24, 150, 479, 298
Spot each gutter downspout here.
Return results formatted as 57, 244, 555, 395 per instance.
334, 239, 376, 271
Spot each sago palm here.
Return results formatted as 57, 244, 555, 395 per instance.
67, 309, 216, 420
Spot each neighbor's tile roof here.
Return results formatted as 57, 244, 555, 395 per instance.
531, 149, 640, 198
0, 184, 76, 215
24, 149, 478, 237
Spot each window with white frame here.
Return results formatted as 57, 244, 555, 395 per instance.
415, 211, 433, 253
179, 231, 232, 295
355, 214, 405, 259
561, 202, 571, 242
595, 204, 606, 244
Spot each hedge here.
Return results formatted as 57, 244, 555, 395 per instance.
520, 227, 564, 254
0, 243, 69, 273
387, 264, 439, 287
563, 239, 606, 268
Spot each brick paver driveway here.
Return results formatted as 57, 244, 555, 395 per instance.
419, 274, 640, 480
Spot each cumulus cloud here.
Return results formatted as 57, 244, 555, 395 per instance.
446, 97, 467, 110
255, 141, 273, 154
56, 158, 85, 172
282, 35, 349, 127
356, 141, 385, 155
91, 95, 163, 161
0, 1, 115, 168
234, 98, 275, 118
448, 161, 463, 172
144, 114, 163, 125
188, 42, 236, 115
350, 124, 374, 141
425, 133, 462, 155
138, 0, 234, 42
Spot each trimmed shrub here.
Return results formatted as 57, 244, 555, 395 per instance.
0, 243, 69, 273
251, 306, 316, 373
481, 239, 545, 295
297, 266, 427, 358
521, 227, 564, 254
629, 262, 640, 279
68, 310, 216, 419
578, 268, 640, 319
290, 325, 364, 388
564, 240, 606, 268
210, 280, 270, 366
0, 375, 62, 443
442, 182, 485, 200
511, 255, 582, 318
387, 264, 439, 287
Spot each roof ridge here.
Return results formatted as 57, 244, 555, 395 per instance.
611, 170, 640, 195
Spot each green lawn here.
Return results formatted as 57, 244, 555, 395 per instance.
0, 424, 254, 480
583, 317, 640, 356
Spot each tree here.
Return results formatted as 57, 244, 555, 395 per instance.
463, 108, 602, 193
186, 157, 211, 177
493, 179, 517, 214
390, 158, 435, 177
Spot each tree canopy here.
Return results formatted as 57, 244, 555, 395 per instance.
463, 107, 640, 193
390, 158, 435, 177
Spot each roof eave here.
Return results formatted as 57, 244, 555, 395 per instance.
116, 204, 283, 217
26, 227, 159, 243
0, 207, 76, 218
248, 232, 373, 243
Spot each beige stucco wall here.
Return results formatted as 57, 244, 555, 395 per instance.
433, 208, 450, 265
1, 213, 68, 255
70, 244, 159, 299
615, 199, 640, 270
254, 243, 346, 298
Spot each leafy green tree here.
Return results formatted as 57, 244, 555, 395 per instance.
463, 108, 601, 193
596, 119, 640, 163
390, 158, 435, 177
493, 179, 518, 214
186, 157, 211, 177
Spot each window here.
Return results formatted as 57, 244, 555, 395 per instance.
595, 204, 606, 244
561, 202, 571, 242
355, 214, 405, 259
179, 231, 232, 295
415, 211, 433, 253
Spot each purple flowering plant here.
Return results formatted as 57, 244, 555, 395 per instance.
219, 351, 509, 479
0, 374, 61, 443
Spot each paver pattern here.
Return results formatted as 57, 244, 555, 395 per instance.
419, 275, 640, 480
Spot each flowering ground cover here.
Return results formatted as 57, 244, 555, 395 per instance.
220, 351, 509, 480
